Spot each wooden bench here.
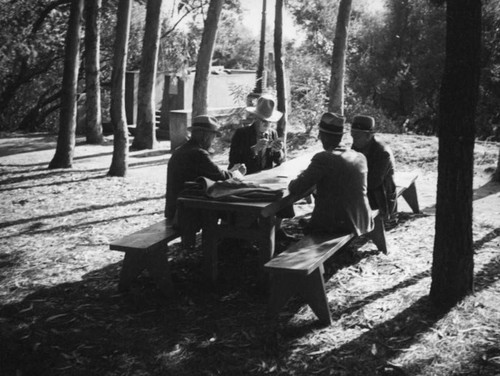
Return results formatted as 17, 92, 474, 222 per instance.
395, 173, 420, 213
109, 219, 180, 296
264, 212, 387, 325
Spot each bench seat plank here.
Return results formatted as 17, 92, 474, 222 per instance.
265, 233, 355, 275
109, 219, 180, 296
264, 212, 387, 325
110, 219, 179, 252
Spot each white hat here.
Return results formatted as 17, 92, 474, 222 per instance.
246, 94, 283, 122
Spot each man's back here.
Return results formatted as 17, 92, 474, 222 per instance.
356, 137, 397, 217
289, 149, 373, 235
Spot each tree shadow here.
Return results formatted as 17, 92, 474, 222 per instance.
0, 195, 165, 232
0, 174, 106, 192
279, 227, 500, 374
0, 229, 498, 375
0, 210, 163, 240
0, 158, 169, 188
0, 134, 59, 157
473, 179, 500, 201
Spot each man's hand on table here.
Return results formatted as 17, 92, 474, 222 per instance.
229, 163, 247, 179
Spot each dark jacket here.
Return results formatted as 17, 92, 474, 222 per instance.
165, 139, 232, 220
353, 137, 397, 217
288, 149, 373, 236
228, 123, 284, 174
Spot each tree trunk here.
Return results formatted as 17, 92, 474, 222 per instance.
430, 0, 481, 311
131, 0, 163, 150
48, 0, 84, 169
494, 146, 500, 182
254, 0, 267, 94
274, 0, 287, 153
108, 0, 132, 177
84, 0, 104, 144
192, 0, 223, 117
328, 0, 352, 115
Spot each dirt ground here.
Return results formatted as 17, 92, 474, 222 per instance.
0, 132, 499, 376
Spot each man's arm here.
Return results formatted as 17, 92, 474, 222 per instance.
367, 146, 393, 189
288, 153, 324, 195
196, 149, 233, 181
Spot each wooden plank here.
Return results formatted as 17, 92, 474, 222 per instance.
395, 173, 418, 197
110, 219, 180, 252
264, 233, 354, 275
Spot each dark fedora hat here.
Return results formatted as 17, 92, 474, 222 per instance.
351, 115, 375, 132
188, 115, 221, 136
318, 112, 346, 135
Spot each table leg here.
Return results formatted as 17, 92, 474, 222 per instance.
202, 210, 219, 282
258, 215, 276, 285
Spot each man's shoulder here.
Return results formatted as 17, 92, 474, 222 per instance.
372, 137, 393, 154
234, 123, 254, 136
173, 140, 208, 158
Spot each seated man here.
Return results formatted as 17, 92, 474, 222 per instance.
229, 93, 294, 241
289, 112, 373, 236
350, 115, 397, 224
229, 93, 285, 175
165, 115, 246, 224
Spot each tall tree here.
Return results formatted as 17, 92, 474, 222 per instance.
328, 0, 352, 115
254, 0, 267, 94
274, 0, 287, 149
131, 0, 163, 150
108, 0, 132, 177
495, 149, 500, 182
48, 0, 84, 169
84, 0, 104, 144
430, 0, 482, 310
192, 0, 223, 117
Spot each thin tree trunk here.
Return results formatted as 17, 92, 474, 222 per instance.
48, 0, 84, 169
84, 0, 104, 144
494, 146, 500, 181
328, 0, 352, 115
254, 0, 267, 94
274, 0, 287, 154
430, 0, 481, 311
192, 0, 223, 117
131, 0, 163, 150
108, 0, 132, 177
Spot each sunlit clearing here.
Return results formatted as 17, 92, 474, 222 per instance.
365, 0, 387, 15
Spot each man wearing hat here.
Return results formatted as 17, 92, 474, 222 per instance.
229, 93, 285, 175
229, 94, 295, 241
288, 112, 373, 235
351, 115, 397, 224
165, 115, 246, 223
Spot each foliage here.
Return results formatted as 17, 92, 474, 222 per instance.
287, 51, 329, 134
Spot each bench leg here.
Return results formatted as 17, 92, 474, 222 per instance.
268, 267, 332, 326
402, 181, 420, 214
118, 252, 146, 292
145, 249, 174, 297
202, 211, 219, 282
258, 216, 276, 287
300, 268, 332, 325
366, 214, 388, 254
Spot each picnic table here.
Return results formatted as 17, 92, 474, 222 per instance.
177, 152, 315, 283
177, 151, 420, 285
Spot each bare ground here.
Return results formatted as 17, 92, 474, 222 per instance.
0, 132, 499, 376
